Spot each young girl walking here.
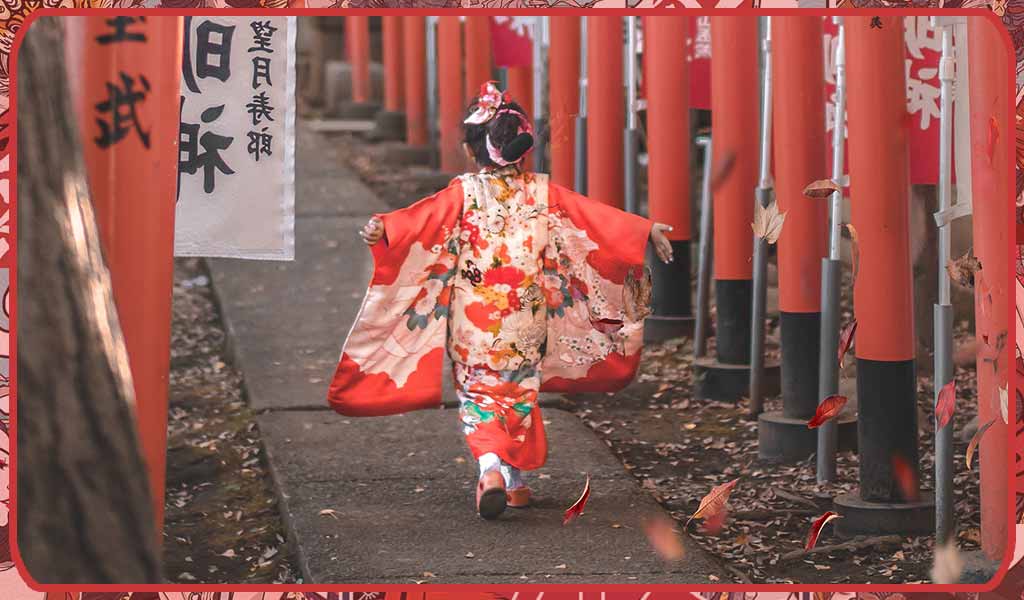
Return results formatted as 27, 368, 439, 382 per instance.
328, 82, 674, 520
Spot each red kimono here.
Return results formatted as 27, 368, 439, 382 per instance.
328, 168, 653, 471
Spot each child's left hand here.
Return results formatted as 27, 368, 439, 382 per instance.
650, 223, 674, 264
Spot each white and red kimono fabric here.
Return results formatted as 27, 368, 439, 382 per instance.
327, 169, 653, 470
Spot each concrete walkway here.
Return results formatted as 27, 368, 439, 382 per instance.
206, 124, 727, 583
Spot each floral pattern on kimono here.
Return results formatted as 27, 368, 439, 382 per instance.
448, 170, 550, 469
328, 169, 652, 470
327, 183, 464, 416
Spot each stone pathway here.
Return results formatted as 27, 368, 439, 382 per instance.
205, 124, 728, 583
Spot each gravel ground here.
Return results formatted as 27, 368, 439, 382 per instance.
563, 324, 982, 585
163, 258, 301, 583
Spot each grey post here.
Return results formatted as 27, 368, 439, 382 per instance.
694, 136, 714, 359
425, 17, 439, 169
933, 16, 956, 546
749, 17, 774, 418
574, 17, 589, 194
816, 17, 846, 484
533, 17, 547, 173
624, 17, 640, 214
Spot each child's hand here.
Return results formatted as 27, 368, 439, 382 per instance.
650, 223, 674, 264
360, 217, 384, 246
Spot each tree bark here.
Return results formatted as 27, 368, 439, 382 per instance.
16, 17, 160, 583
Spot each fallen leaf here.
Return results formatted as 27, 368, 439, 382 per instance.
563, 475, 591, 525
931, 541, 964, 584
642, 514, 686, 562
966, 418, 997, 469
422, 571, 436, 578
710, 151, 736, 193
891, 454, 920, 502
946, 250, 982, 289
219, 549, 237, 558
935, 379, 956, 430
803, 178, 842, 198
319, 509, 340, 520
553, 563, 568, 569
838, 319, 857, 369
845, 224, 860, 285
751, 201, 787, 245
686, 478, 739, 527
465, 552, 475, 558
807, 395, 848, 429
701, 506, 729, 534
805, 511, 842, 551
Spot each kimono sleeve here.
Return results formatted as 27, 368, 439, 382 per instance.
327, 181, 464, 416
540, 182, 654, 393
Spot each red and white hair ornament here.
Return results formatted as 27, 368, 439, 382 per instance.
464, 81, 508, 125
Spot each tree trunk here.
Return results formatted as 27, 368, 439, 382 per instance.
16, 17, 160, 583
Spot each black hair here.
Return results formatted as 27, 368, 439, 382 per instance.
462, 99, 534, 170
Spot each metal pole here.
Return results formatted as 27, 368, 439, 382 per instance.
816, 16, 846, 483
533, 16, 547, 172
425, 17, 439, 167
624, 16, 639, 214
827, 19, 846, 262
933, 18, 955, 546
694, 136, 714, 359
749, 17, 773, 417
574, 17, 588, 193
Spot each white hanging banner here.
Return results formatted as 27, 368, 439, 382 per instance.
175, 16, 296, 261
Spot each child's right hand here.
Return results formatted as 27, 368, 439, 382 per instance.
360, 217, 384, 246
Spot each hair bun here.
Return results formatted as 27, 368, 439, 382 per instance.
501, 132, 534, 164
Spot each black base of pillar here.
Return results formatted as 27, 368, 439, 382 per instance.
693, 356, 780, 403
758, 410, 858, 463
833, 491, 935, 537
644, 240, 694, 343
780, 311, 822, 419
370, 110, 406, 141
857, 358, 920, 502
336, 100, 381, 120
714, 279, 752, 365
651, 240, 692, 315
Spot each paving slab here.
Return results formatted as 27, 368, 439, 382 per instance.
258, 409, 728, 584
256, 408, 627, 485
209, 215, 373, 411
306, 119, 378, 133
295, 129, 387, 218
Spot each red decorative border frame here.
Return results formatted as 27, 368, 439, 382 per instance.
0, 4, 1018, 595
